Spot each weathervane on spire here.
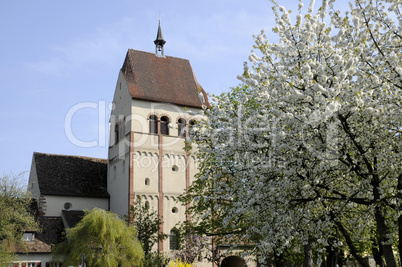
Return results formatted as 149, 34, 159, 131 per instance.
154, 17, 166, 56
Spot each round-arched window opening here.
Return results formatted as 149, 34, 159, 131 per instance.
145, 201, 150, 209
172, 207, 178, 213
64, 202, 72, 210
145, 178, 150, 186
161, 116, 170, 135
169, 228, 180, 250
172, 165, 178, 172
189, 119, 196, 131
149, 115, 158, 134
177, 118, 186, 137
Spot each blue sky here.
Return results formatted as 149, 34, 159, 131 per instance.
0, 0, 346, 180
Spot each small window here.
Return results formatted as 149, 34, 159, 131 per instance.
22, 233, 34, 242
114, 118, 125, 143
149, 115, 158, 134
178, 118, 186, 137
64, 202, 72, 210
161, 116, 169, 135
115, 123, 119, 144
145, 178, 150, 186
172, 165, 178, 172
145, 201, 150, 209
172, 207, 178, 213
119, 117, 125, 141
169, 229, 180, 250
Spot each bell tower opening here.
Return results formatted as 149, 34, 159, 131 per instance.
154, 18, 166, 56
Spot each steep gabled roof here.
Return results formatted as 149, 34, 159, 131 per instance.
121, 49, 210, 108
33, 152, 109, 198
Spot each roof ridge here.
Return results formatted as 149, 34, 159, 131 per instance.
34, 152, 107, 162
127, 48, 190, 62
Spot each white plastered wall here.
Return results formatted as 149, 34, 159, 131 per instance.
27, 157, 40, 200
108, 70, 132, 216
41, 195, 109, 217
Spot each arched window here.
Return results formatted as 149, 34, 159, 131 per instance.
169, 228, 179, 250
188, 119, 196, 133
149, 115, 158, 134
160, 116, 169, 135
178, 118, 186, 137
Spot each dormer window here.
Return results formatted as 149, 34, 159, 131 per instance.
160, 116, 169, 135
178, 118, 186, 137
149, 115, 158, 134
22, 232, 35, 242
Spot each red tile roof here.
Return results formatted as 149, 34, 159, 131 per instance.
121, 49, 210, 108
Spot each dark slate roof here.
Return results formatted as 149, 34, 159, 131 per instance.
121, 49, 210, 108
33, 152, 109, 198
62, 210, 85, 228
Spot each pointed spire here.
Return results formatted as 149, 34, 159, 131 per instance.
154, 18, 166, 56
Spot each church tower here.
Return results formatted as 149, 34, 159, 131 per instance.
107, 21, 209, 254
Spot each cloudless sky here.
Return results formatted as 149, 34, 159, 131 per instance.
0, 0, 348, 181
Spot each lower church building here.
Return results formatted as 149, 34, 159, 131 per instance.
15, 23, 256, 267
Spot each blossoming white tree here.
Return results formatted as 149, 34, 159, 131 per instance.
187, 0, 402, 266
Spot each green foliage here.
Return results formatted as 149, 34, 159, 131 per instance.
127, 196, 167, 267
180, 85, 259, 265
127, 196, 166, 256
52, 208, 143, 267
142, 252, 169, 267
171, 221, 210, 264
0, 172, 39, 266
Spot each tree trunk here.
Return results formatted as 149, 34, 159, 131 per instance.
303, 239, 314, 267
336, 249, 345, 267
371, 235, 384, 267
325, 244, 337, 267
373, 182, 397, 267
374, 206, 396, 267
397, 174, 402, 265
335, 220, 370, 267
273, 250, 285, 267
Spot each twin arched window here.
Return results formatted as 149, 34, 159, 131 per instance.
149, 116, 195, 137
149, 115, 170, 135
